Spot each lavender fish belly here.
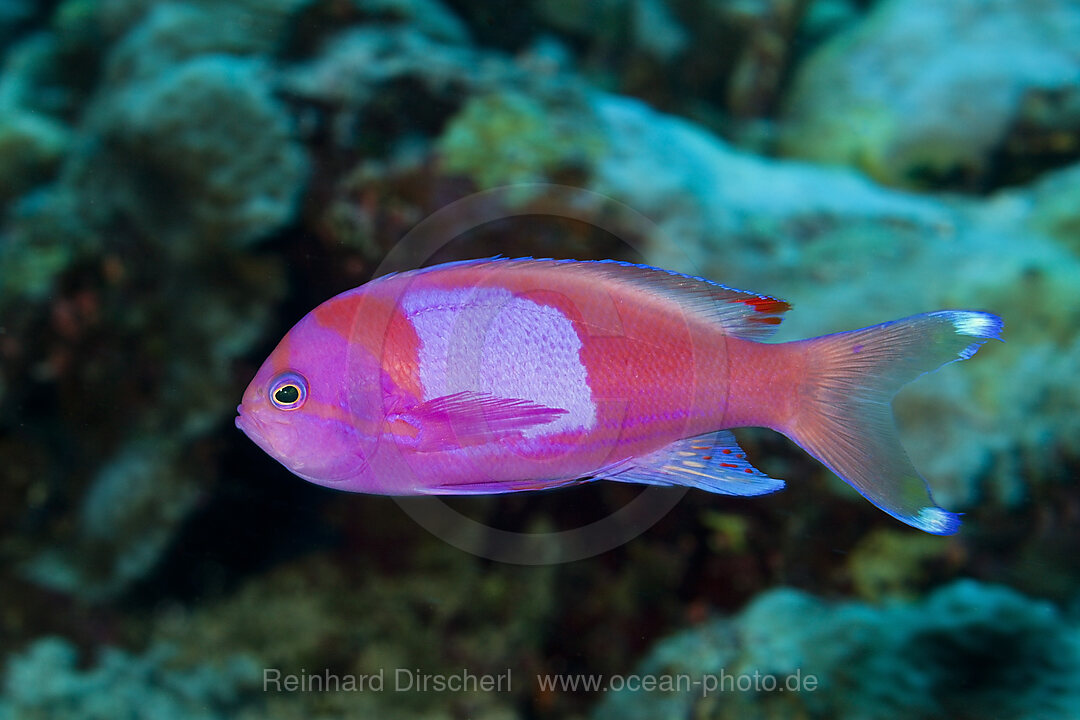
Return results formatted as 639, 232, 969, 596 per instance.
236, 258, 1002, 535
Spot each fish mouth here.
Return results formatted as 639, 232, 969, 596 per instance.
235, 405, 289, 459
234, 404, 365, 485
235, 405, 255, 437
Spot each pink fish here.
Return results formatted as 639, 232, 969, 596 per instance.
236, 258, 1001, 534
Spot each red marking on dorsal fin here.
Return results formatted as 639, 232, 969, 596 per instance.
742, 297, 791, 314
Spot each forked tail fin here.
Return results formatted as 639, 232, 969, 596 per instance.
785, 311, 1003, 535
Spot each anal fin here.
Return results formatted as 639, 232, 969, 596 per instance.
598, 431, 785, 496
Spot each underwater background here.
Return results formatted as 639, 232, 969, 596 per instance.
1, 0, 1079, 718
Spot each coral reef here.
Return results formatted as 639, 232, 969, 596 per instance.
781, 0, 1080, 189
593, 580, 1080, 720
75, 54, 308, 246
22, 439, 202, 600
452, 0, 834, 147
0, 109, 69, 203
148, 547, 554, 719
100, 0, 309, 84
438, 89, 606, 189
0, 637, 260, 720
0, 32, 74, 202
1028, 160, 1080, 253
0, 0, 301, 600
0, 1, 33, 51
845, 528, 960, 602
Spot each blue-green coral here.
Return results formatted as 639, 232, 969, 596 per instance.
75, 54, 308, 246
594, 580, 1080, 720
0, 0, 308, 604
23, 438, 202, 600
0, 31, 73, 202
781, 0, 1080, 188
0, 637, 260, 720
438, 90, 606, 190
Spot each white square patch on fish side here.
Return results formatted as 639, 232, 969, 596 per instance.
404, 287, 597, 437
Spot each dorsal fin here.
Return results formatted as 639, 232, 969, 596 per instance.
571, 259, 791, 339
398, 257, 791, 340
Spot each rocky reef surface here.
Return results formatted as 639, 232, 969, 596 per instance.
593, 579, 1080, 720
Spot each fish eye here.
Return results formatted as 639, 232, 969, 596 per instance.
269, 372, 307, 410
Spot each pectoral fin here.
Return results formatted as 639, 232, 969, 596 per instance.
393, 391, 568, 451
